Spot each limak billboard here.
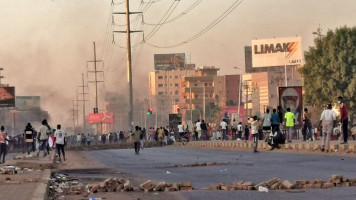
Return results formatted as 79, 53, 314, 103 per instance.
0, 87, 15, 107
252, 37, 303, 68
154, 53, 185, 71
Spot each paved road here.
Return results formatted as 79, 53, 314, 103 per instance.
85, 147, 356, 200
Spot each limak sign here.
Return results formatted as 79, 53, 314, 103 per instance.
252, 37, 303, 68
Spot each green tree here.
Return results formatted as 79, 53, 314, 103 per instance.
299, 26, 356, 117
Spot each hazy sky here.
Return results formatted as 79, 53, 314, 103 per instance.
0, 0, 355, 127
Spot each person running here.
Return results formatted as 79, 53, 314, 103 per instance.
338, 96, 349, 144
250, 116, 259, 152
319, 104, 336, 153
54, 124, 66, 161
284, 108, 295, 143
37, 119, 50, 157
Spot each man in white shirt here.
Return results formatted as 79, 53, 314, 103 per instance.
220, 119, 228, 140
54, 124, 66, 161
318, 104, 336, 152
195, 120, 202, 140
177, 122, 185, 141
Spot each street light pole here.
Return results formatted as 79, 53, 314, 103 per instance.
190, 86, 192, 122
234, 67, 242, 123
284, 50, 288, 87
203, 82, 205, 120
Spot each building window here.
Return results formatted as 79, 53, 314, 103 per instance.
170, 83, 172, 86
158, 76, 163, 79
170, 91, 172, 95
209, 83, 213, 86
170, 76, 172, 78
165, 84, 167, 86
158, 84, 163, 87
175, 83, 178, 87
165, 76, 167, 78
158, 92, 164, 95
175, 90, 179, 95
175, 75, 179, 79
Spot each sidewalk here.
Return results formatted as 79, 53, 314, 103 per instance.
184, 139, 356, 154
0, 152, 55, 200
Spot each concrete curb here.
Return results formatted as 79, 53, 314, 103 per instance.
32, 169, 51, 200
182, 141, 356, 153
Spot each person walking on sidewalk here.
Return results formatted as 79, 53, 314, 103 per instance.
37, 119, 50, 157
0, 126, 8, 163
338, 96, 349, 144
250, 116, 259, 152
319, 104, 336, 153
284, 108, 295, 143
54, 124, 66, 161
24, 123, 35, 155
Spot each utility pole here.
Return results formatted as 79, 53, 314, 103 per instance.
75, 91, 80, 127
113, 0, 143, 130
78, 73, 89, 133
0, 68, 4, 85
72, 100, 76, 133
88, 42, 103, 134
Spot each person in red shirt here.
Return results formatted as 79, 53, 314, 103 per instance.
338, 96, 349, 144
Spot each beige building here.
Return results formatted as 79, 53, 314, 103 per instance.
242, 67, 302, 117
180, 66, 220, 124
149, 69, 196, 126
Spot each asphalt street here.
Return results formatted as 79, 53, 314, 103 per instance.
85, 147, 356, 200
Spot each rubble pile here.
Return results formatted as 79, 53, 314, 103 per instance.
209, 175, 356, 191
173, 162, 228, 168
49, 173, 85, 199
0, 165, 34, 175
87, 178, 194, 193
49, 173, 194, 199
67, 141, 162, 151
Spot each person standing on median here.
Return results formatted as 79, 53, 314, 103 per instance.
249, 116, 259, 153
133, 126, 141, 155
220, 119, 228, 140
338, 96, 349, 144
284, 108, 295, 143
0, 126, 8, 163
318, 104, 336, 153
37, 119, 50, 157
54, 124, 66, 161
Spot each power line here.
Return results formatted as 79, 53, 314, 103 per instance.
145, 0, 243, 48
145, 0, 180, 40
143, 0, 203, 26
